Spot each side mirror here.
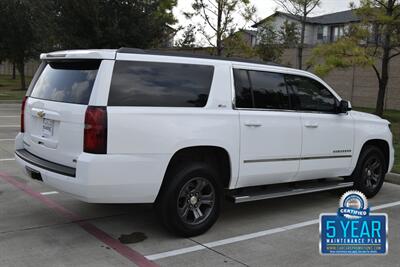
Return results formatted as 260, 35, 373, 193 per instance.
338, 100, 352, 113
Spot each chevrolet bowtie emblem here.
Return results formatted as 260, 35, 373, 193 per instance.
37, 111, 45, 118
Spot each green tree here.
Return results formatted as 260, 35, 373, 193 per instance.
256, 22, 284, 62
176, 24, 197, 48
274, 0, 321, 69
0, 0, 53, 90
279, 20, 300, 47
184, 0, 256, 56
256, 20, 299, 62
223, 31, 256, 58
310, 0, 400, 116
53, 0, 177, 49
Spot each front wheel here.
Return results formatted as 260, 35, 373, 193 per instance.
352, 146, 386, 198
155, 162, 221, 237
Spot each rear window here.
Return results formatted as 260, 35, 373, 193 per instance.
108, 61, 214, 107
30, 60, 100, 104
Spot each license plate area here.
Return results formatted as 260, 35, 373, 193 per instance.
42, 118, 54, 138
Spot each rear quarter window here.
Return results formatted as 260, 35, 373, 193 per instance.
108, 61, 214, 107
30, 60, 100, 105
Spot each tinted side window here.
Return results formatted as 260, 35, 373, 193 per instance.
108, 61, 214, 107
248, 71, 289, 110
285, 75, 337, 112
233, 69, 253, 108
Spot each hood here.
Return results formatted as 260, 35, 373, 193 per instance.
350, 111, 390, 124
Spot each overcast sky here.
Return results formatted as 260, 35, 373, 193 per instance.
173, 0, 360, 44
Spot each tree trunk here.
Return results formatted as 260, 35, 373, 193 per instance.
376, 80, 386, 117
376, 49, 390, 116
12, 61, 16, 80
298, 17, 306, 70
16, 61, 26, 90
375, 1, 394, 116
216, 1, 223, 56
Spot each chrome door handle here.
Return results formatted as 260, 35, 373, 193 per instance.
244, 122, 262, 127
305, 122, 319, 128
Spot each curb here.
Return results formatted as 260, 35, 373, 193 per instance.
386, 172, 400, 185
0, 100, 22, 104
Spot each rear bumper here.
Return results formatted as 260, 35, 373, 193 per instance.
15, 149, 76, 177
15, 134, 169, 203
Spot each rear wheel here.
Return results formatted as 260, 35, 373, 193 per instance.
352, 146, 386, 198
156, 162, 221, 237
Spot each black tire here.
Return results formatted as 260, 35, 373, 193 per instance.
351, 146, 386, 198
155, 162, 222, 237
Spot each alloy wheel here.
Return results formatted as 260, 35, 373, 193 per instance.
177, 177, 216, 225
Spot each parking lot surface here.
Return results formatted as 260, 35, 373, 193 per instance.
1, 103, 400, 267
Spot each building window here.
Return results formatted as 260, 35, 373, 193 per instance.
317, 25, 329, 43
251, 35, 257, 47
331, 25, 346, 42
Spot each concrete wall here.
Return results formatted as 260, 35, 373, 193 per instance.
0, 60, 40, 77
281, 48, 400, 110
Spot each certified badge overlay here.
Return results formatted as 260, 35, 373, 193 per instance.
320, 190, 388, 255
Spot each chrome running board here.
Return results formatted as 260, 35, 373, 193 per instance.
227, 179, 353, 203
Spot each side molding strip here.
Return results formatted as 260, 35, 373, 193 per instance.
244, 155, 352, 164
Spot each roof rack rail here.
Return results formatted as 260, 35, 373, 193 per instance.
117, 47, 281, 67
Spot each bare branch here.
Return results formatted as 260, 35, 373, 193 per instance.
206, 0, 218, 10
371, 64, 382, 81
204, 6, 218, 16
389, 51, 400, 59
274, 0, 302, 15
375, 0, 389, 9
198, 0, 218, 32
200, 29, 217, 47
305, 0, 320, 16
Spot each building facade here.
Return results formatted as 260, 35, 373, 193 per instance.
250, 10, 360, 46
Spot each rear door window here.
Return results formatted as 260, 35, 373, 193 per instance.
248, 71, 289, 110
30, 60, 100, 104
108, 61, 214, 107
233, 69, 290, 110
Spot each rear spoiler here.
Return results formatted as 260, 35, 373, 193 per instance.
40, 50, 117, 60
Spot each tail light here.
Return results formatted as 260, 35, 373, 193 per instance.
84, 106, 107, 154
21, 96, 27, 133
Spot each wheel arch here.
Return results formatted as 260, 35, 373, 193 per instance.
156, 146, 232, 200
358, 139, 390, 173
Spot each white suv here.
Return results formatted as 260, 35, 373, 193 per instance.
15, 48, 394, 236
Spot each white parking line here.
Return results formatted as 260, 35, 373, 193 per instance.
0, 125, 19, 128
371, 200, 400, 211
145, 200, 400, 261
40, 191, 59, 195
0, 158, 15, 162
